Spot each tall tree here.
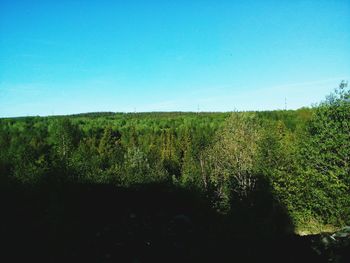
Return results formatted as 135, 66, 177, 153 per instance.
204, 113, 261, 211
300, 81, 350, 224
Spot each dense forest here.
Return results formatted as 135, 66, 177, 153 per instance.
1, 82, 349, 262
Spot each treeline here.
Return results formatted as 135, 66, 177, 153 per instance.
0, 83, 349, 232
0, 112, 227, 186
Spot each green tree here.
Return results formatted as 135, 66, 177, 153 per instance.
98, 126, 124, 167
48, 118, 81, 182
49, 118, 81, 161
299, 81, 350, 224
204, 113, 261, 211
257, 120, 301, 222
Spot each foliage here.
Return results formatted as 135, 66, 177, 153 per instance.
297, 81, 350, 225
203, 113, 262, 211
0, 83, 349, 231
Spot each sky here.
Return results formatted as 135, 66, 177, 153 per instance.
0, 0, 349, 117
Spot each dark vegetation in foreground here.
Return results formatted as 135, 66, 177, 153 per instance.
3, 180, 348, 263
0, 82, 349, 262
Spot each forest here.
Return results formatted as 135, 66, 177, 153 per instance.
1, 82, 349, 262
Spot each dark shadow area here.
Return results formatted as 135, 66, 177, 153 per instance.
1, 178, 348, 263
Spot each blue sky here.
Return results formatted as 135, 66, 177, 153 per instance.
0, 0, 349, 117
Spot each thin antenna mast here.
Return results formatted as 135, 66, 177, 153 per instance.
284, 97, 287, 111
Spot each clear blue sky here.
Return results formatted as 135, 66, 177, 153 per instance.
1, 0, 349, 117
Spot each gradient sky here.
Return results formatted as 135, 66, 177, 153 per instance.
0, 0, 349, 117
